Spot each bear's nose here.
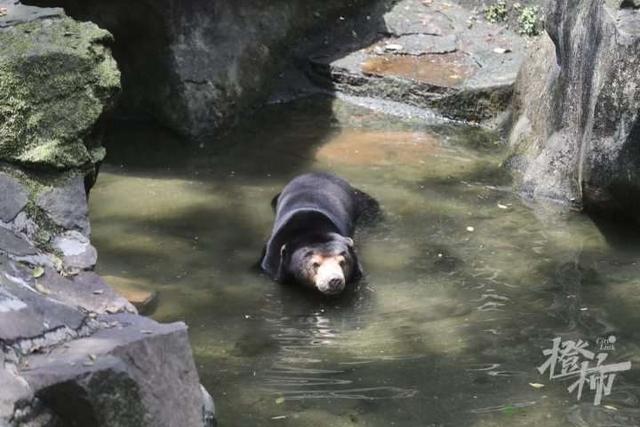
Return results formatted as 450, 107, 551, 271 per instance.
328, 278, 344, 290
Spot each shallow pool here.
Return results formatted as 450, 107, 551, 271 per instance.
90, 95, 640, 426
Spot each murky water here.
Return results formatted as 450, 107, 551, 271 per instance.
90, 96, 640, 426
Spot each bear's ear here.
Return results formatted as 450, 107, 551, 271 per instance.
344, 237, 354, 247
280, 244, 287, 257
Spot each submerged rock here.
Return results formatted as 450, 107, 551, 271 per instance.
0, 3, 120, 169
506, 0, 640, 218
103, 275, 159, 315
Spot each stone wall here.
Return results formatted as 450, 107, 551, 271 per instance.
28, 0, 375, 140
0, 2, 214, 425
506, 0, 640, 218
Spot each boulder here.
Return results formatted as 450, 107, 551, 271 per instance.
506, 0, 640, 218
0, 172, 28, 222
52, 230, 97, 270
36, 175, 90, 235
27, 0, 373, 140
23, 314, 206, 427
0, 1, 120, 170
0, 255, 213, 426
307, 0, 526, 125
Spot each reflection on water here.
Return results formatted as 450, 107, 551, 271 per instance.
90, 95, 640, 426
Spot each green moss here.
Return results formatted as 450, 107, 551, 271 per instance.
484, 1, 508, 23
517, 6, 542, 36
23, 201, 63, 253
0, 162, 76, 197
0, 17, 120, 170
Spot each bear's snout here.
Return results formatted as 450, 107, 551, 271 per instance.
315, 260, 346, 295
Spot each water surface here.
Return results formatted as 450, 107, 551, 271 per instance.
90, 96, 640, 426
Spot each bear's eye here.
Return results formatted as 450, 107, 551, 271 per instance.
305, 251, 314, 258
339, 251, 347, 257
312, 262, 320, 270
339, 260, 346, 267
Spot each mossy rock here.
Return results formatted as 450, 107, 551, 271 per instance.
0, 16, 120, 169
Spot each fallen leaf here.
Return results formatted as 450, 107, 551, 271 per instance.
32, 266, 45, 278
529, 383, 545, 389
497, 203, 508, 209
493, 47, 511, 54
466, 226, 475, 232
92, 289, 104, 295
604, 405, 617, 411
275, 397, 285, 405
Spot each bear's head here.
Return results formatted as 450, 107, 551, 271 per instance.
277, 232, 360, 295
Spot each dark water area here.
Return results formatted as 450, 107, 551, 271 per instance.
89, 95, 640, 426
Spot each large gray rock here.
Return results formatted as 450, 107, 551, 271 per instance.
36, 175, 90, 235
506, 0, 640, 216
23, 314, 205, 427
0, 255, 212, 426
29, 0, 374, 140
0, 1, 120, 169
52, 230, 98, 270
307, 0, 526, 124
43, 268, 135, 314
0, 257, 91, 351
0, 172, 28, 222
0, 226, 37, 258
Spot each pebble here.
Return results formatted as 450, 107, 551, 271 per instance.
384, 43, 404, 51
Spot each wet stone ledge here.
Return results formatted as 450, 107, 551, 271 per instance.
0, 202, 215, 426
307, 0, 527, 126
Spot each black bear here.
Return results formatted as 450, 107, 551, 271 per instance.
260, 173, 378, 295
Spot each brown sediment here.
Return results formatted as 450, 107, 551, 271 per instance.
360, 53, 476, 88
316, 129, 441, 166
